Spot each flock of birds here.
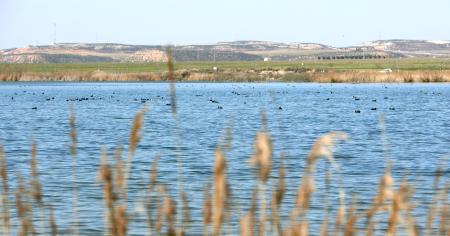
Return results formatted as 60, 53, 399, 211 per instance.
5, 86, 445, 114
10, 89, 396, 112
351, 95, 396, 113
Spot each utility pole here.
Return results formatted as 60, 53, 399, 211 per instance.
53, 23, 56, 45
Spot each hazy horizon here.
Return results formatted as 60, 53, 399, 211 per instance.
1, 0, 450, 49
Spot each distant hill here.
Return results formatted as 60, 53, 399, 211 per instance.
361, 39, 450, 57
1, 40, 450, 63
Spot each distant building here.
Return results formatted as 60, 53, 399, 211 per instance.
263, 57, 271, 61
379, 68, 393, 73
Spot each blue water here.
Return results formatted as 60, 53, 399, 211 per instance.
0, 82, 449, 235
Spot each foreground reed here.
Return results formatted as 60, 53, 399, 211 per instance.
0, 111, 448, 235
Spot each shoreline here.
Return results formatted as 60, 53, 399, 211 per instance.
1, 69, 450, 83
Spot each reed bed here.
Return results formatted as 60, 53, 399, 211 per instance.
1, 69, 450, 83
310, 70, 450, 83
0, 56, 449, 235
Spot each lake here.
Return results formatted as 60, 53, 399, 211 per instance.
0, 82, 449, 235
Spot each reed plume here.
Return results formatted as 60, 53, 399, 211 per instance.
122, 107, 147, 201
164, 194, 177, 236
249, 129, 272, 235
248, 132, 272, 183
213, 148, 228, 235
295, 132, 347, 219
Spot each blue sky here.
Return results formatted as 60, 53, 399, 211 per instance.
1, 0, 449, 49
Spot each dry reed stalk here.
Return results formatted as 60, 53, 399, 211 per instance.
343, 195, 358, 236
379, 114, 390, 162
30, 140, 49, 234
108, 145, 129, 236
270, 159, 285, 235
249, 132, 272, 183
181, 191, 191, 233
425, 160, 445, 236
0, 144, 10, 234
365, 164, 394, 236
156, 185, 177, 235
155, 187, 163, 234
15, 174, 35, 236
294, 132, 347, 223
149, 156, 159, 191
166, 47, 187, 234
439, 194, 449, 235
69, 110, 80, 235
98, 150, 117, 235
305, 132, 347, 174
203, 186, 212, 236
144, 156, 159, 232
122, 107, 147, 201
386, 177, 413, 236
115, 204, 128, 236
69, 110, 77, 157
320, 215, 329, 236
48, 205, 58, 236
284, 221, 309, 236
240, 189, 258, 236
319, 172, 331, 236
397, 177, 417, 236
427, 182, 449, 236
248, 131, 272, 236
113, 145, 124, 195
333, 189, 346, 236
166, 48, 177, 116
28, 141, 59, 235
387, 195, 401, 235
239, 213, 254, 236
145, 195, 154, 231
30, 141, 42, 205
160, 187, 177, 236
404, 200, 419, 236
212, 148, 228, 235
223, 124, 234, 152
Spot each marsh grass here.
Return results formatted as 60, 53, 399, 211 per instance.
2, 70, 450, 83
1, 58, 450, 82
0, 55, 449, 236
